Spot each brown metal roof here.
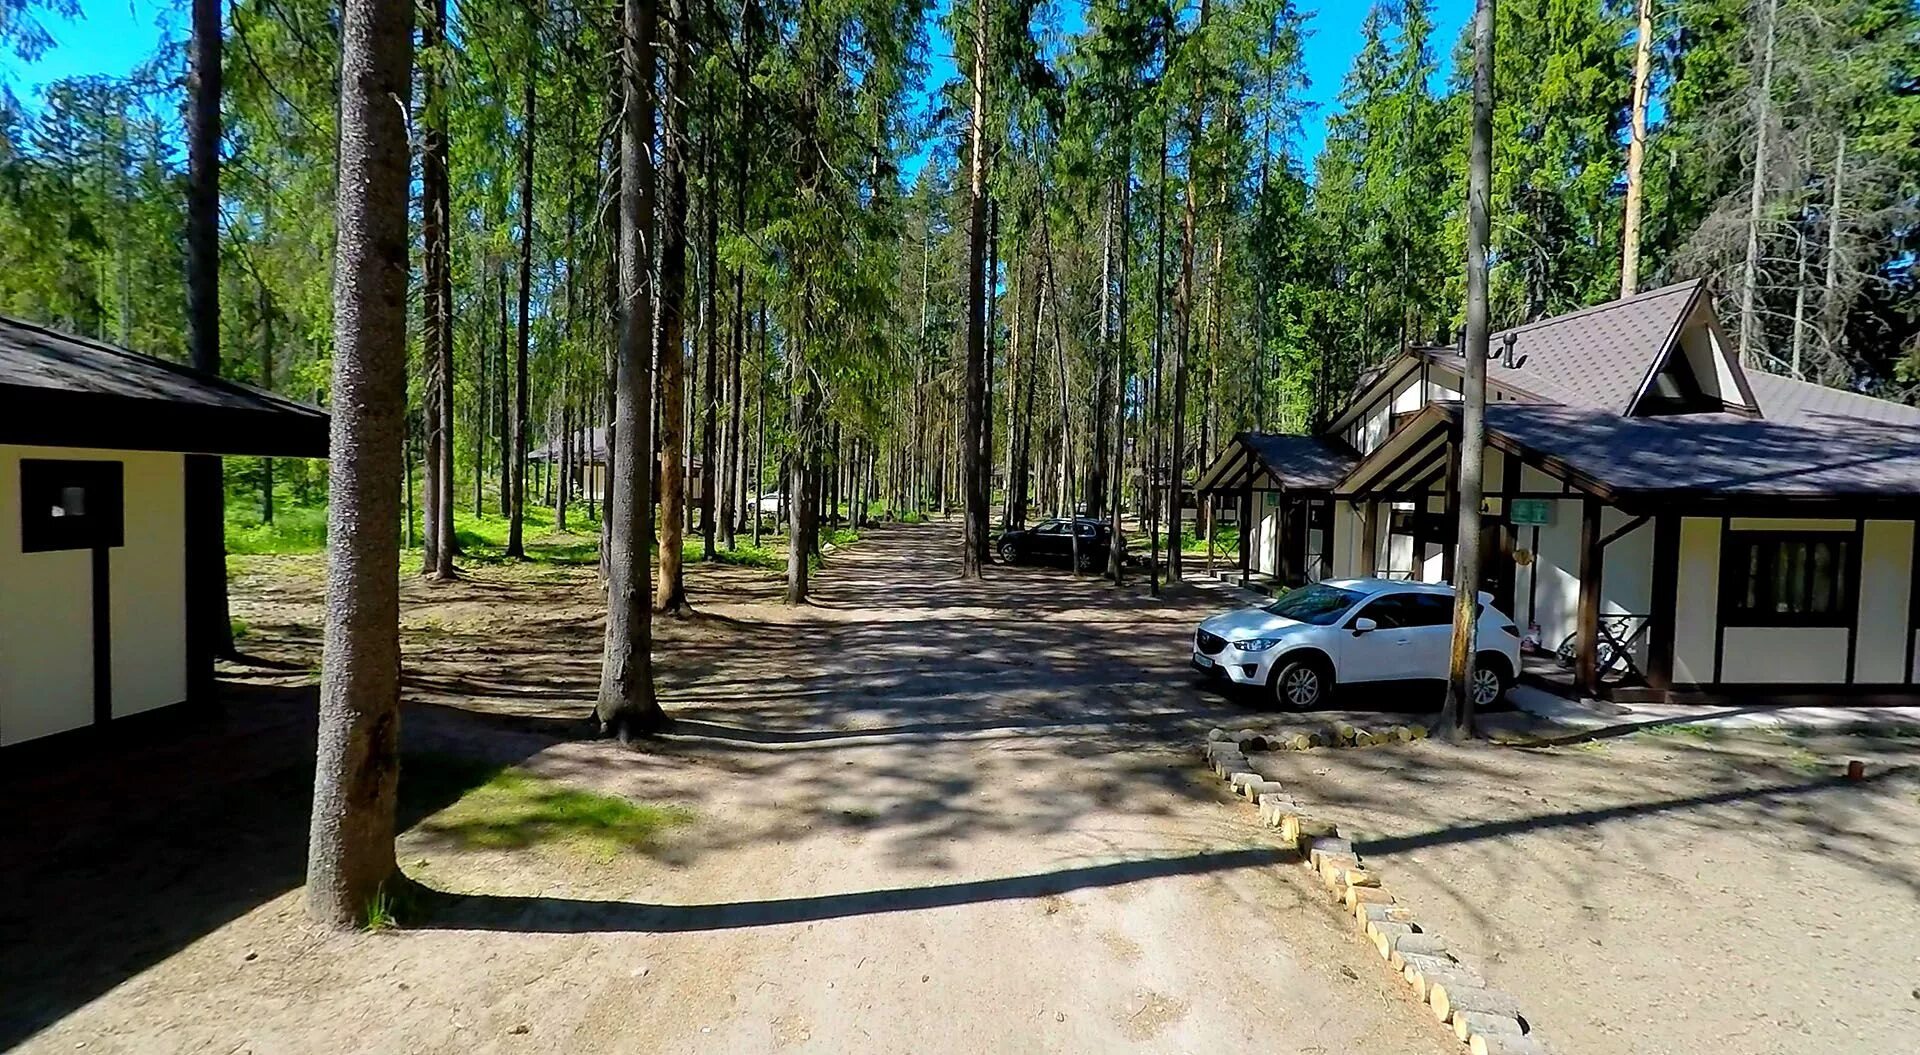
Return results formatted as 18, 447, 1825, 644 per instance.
1744, 371, 1920, 428
1197, 431, 1359, 493
1476, 402, 1920, 502
1417, 279, 1708, 413
0, 315, 328, 457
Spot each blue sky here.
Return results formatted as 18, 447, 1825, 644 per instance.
4, 0, 1471, 172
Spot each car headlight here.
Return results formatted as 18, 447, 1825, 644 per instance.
1231, 637, 1282, 652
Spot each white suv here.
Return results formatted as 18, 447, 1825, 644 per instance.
1191, 579, 1521, 710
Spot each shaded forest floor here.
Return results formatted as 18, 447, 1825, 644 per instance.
6, 520, 1913, 1053
0, 520, 1457, 1054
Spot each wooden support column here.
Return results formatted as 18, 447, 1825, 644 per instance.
1359, 499, 1379, 577
1441, 428, 1462, 584
1645, 513, 1679, 692
1576, 496, 1605, 697
1499, 451, 1522, 616
1239, 483, 1253, 586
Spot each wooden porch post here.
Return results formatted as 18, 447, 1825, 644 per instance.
1576, 496, 1605, 697
1645, 513, 1679, 693
1441, 429, 1462, 583
1238, 483, 1253, 586
1500, 451, 1522, 615
1359, 499, 1379, 577
1278, 499, 1298, 587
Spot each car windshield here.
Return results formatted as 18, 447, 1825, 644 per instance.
1263, 583, 1364, 626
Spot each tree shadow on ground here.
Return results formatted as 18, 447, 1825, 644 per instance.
413, 847, 1288, 934
0, 689, 558, 1051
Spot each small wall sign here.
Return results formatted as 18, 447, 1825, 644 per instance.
1509, 498, 1553, 526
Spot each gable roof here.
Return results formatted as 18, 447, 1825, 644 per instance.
1415, 279, 1711, 414
0, 315, 328, 458
1744, 371, 1920, 429
1196, 431, 1359, 493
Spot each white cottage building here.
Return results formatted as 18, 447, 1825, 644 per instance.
0, 317, 327, 748
1198, 279, 1920, 702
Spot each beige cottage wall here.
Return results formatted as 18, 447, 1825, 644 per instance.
0, 445, 188, 746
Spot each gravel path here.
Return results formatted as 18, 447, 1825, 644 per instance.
3, 521, 1458, 1054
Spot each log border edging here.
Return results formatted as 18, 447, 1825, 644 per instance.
1196, 734, 1552, 1055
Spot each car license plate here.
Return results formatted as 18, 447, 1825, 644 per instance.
1191, 652, 1214, 670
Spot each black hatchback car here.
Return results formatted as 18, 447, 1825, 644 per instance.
996, 517, 1118, 571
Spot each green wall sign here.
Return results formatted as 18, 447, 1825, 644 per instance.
1509, 498, 1553, 526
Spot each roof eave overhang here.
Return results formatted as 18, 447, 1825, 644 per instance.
0, 385, 330, 459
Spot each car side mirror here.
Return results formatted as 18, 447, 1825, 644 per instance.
1351, 617, 1378, 636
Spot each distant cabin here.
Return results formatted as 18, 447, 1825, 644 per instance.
1198, 279, 1920, 703
0, 317, 327, 748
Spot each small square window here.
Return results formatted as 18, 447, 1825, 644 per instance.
21, 460, 123, 552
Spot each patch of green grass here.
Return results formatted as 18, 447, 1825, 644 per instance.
226, 501, 330, 554
362, 886, 399, 932
896, 510, 928, 524
1571, 739, 1610, 754
230, 618, 251, 641
1181, 525, 1240, 557
1784, 746, 1828, 776
408, 754, 692, 860
1638, 722, 1722, 741
702, 541, 784, 570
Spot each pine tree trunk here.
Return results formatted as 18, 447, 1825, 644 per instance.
1166, 0, 1209, 585
959, 0, 992, 579
507, 59, 536, 559
1147, 111, 1168, 595
1442, 0, 1495, 742
1738, 0, 1778, 366
185, 0, 233, 678
598, 0, 665, 740
656, 0, 691, 610
1619, 0, 1653, 297
307, 0, 412, 927
699, 8, 719, 562
422, 0, 455, 579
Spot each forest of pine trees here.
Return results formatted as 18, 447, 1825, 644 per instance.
1, 0, 1914, 569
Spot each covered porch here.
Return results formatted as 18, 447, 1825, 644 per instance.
1194, 431, 1358, 594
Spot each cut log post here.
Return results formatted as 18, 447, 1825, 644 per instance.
1368, 921, 1414, 958
1232, 730, 1269, 752
1388, 725, 1411, 742
1342, 868, 1381, 889
1281, 815, 1338, 847
1303, 836, 1354, 866
1391, 933, 1449, 959
1454, 1011, 1524, 1044
1345, 886, 1394, 912
1212, 755, 1247, 778
1207, 727, 1231, 742
1407, 724, 1429, 740
1317, 854, 1361, 890
1230, 772, 1263, 796
1330, 721, 1356, 745
1357, 903, 1419, 934
1432, 983, 1525, 1025
1470, 1035, 1547, 1055
1409, 965, 1485, 1003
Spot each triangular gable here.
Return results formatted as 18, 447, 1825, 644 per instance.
1622, 285, 1760, 417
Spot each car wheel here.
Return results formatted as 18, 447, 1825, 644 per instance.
1271, 656, 1330, 710
1075, 548, 1098, 573
997, 540, 1020, 564
1471, 655, 1511, 709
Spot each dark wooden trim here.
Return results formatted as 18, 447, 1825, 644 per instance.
1441, 426, 1462, 583
1907, 519, 1920, 685
1847, 518, 1865, 684
1599, 515, 1651, 550
1525, 525, 1541, 628
1501, 448, 1523, 616
1371, 443, 1452, 501
1713, 516, 1729, 684
1576, 497, 1604, 696
1359, 500, 1379, 577
1321, 499, 1336, 580
1238, 483, 1253, 585
183, 453, 221, 705
90, 545, 111, 727
1646, 515, 1681, 690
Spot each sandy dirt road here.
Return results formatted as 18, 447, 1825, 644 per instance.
3, 521, 1457, 1054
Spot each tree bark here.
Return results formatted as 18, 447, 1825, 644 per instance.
1619, 0, 1653, 297
422, 0, 456, 579
597, 0, 665, 740
959, 0, 992, 579
1165, 0, 1209, 585
185, 0, 233, 678
699, 0, 719, 562
507, 49, 536, 560
1442, 0, 1495, 742
1738, 0, 1778, 366
307, 0, 412, 927
656, 0, 691, 611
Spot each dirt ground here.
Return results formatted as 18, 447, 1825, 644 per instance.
1249, 727, 1920, 1054
2, 521, 1462, 1054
